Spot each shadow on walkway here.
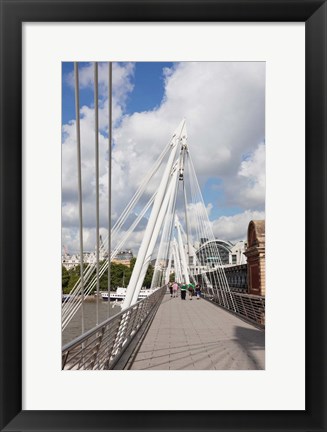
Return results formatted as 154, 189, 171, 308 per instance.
129, 294, 265, 370
233, 325, 265, 369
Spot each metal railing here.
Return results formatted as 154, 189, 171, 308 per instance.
62, 286, 166, 370
223, 264, 248, 291
204, 289, 265, 327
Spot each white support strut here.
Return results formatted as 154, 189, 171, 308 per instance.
175, 215, 190, 285
172, 239, 182, 283
122, 120, 186, 310
165, 250, 173, 285
132, 168, 179, 304
151, 159, 180, 289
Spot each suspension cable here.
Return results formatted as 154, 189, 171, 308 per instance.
62, 193, 156, 330
94, 62, 100, 326
108, 61, 112, 317
74, 62, 85, 335
62, 132, 170, 328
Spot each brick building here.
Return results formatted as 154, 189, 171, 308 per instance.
244, 220, 265, 296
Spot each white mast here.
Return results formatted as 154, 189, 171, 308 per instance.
164, 250, 173, 285
172, 238, 182, 283
122, 120, 186, 310
175, 215, 190, 285
133, 168, 179, 304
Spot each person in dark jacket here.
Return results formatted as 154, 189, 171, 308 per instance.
180, 283, 187, 300
188, 283, 195, 300
195, 284, 201, 299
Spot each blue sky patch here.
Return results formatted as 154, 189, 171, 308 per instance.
202, 177, 242, 219
125, 62, 174, 114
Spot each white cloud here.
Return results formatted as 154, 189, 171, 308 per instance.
114, 62, 265, 178
222, 142, 266, 211
237, 142, 265, 207
109, 62, 265, 224
62, 61, 265, 252
212, 210, 265, 242
62, 62, 136, 251
66, 62, 134, 103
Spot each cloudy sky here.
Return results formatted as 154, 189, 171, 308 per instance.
62, 61, 265, 254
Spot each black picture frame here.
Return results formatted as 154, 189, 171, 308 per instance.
0, 1, 326, 431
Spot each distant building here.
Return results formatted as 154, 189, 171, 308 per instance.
62, 250, 107, 270
150, 258, 168, 268
62, 236, 109, 270
195, 239, 246, 267
111, 250, 134, 267
230, 240, 247, 265
62, 249, 134, 270
62, 253, 80, 270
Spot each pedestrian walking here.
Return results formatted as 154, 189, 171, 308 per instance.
188, 283, 195, 300
180, 283, 187, 300
172, 282, 178, 297
169, 282, 173, 297
195, 283, 201, 299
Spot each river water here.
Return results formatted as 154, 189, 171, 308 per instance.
62, 298, 122, 346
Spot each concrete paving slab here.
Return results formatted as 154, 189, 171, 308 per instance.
129, 293, 265, 370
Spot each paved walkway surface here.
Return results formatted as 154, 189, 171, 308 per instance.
130, 293, 265, 370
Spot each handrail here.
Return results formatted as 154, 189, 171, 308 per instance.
62, 285, 166, 370
203, 290, 265, 327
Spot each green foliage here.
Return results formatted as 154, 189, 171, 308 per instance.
62, 264, 89, 294
129, 257, 136, 271
67, 265, 82, 293
62, 257, 155, 293
143, 264, 154, 288
62, 266, 70, 291
109, 262, 130, 288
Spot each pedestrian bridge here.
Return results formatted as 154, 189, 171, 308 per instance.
63, 76, 265, 371
128, 292, 264, 370
62, 287, 264, 370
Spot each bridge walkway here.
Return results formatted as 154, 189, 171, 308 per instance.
129, 292, 265, 370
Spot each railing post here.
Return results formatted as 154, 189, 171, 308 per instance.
240, 294, 249, 319
90, 327, 106, 370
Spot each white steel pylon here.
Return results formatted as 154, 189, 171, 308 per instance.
172, 238, 182, 283
164, 250, 173, 285
122, 120, 187, 310
175, 215, 190, 285
135, 167, 179, 303
151, 159, 180, 289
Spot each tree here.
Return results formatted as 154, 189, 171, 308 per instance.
129, 257, 136, 271
62, 266, 70, 292
143, 264, 154, 288
61, 258, 157, 295
66, 266, 80, 293
99, 267, 108, 291
64, 264, 90, 294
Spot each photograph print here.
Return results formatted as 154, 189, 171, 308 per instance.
61, 61, 265, 370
